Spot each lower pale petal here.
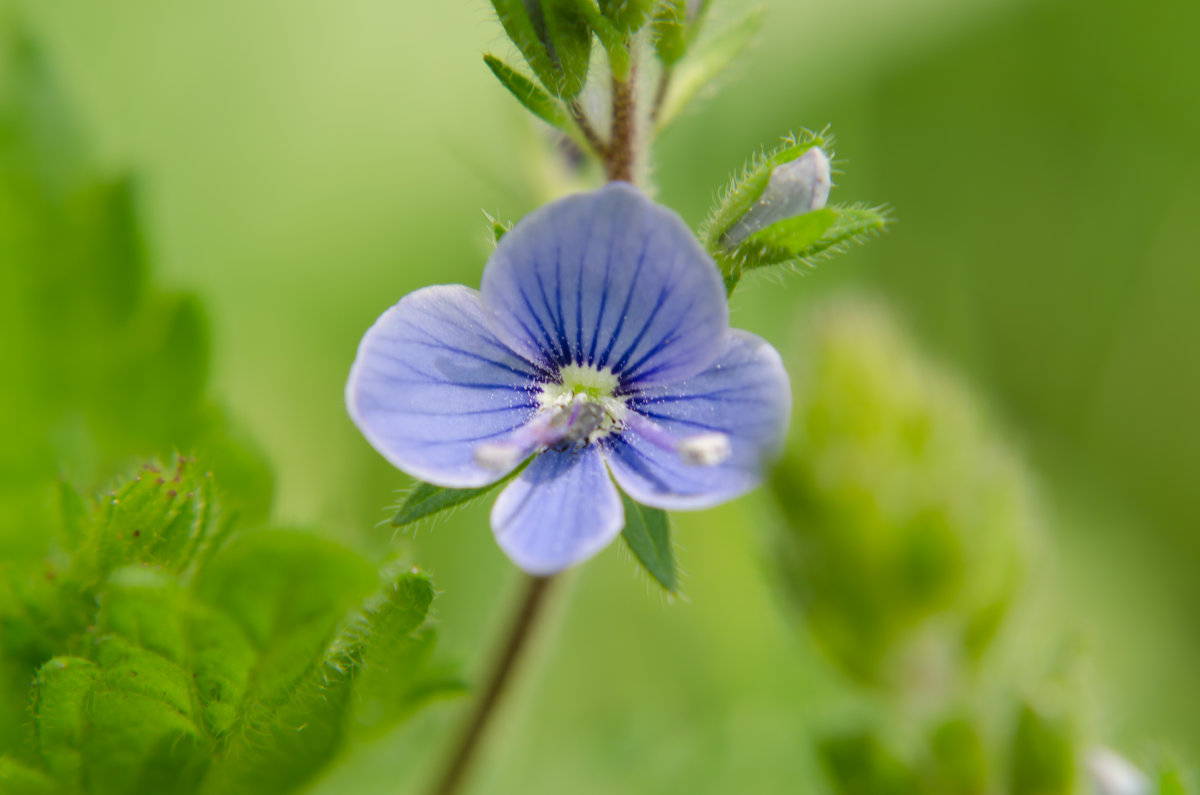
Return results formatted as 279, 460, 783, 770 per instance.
491, 447, 624, 575
604, 329, 791, 510
346, 284, 542, 488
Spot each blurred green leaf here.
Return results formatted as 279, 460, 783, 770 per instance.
0, 757, 58, 795
598, 0, 654, 34
656, 8, 763, 131
541, 0, 592, 98
391, 478, 510, 529
651, 0, 688, 65
32, 657, 98, 787
619, 493, 676, 593
1010, 703, 1076, 795
926, 717, 987, 795
819, 732, 920, 795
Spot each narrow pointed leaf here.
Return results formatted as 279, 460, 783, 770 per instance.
656, 9, 763, 131
484, 55, 571, 131
620, 493, 677, 593
489, 0, 557, 92
392, 478, 510, 529
542, 0, 592, 98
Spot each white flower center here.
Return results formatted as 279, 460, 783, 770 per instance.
536, 364, 628, 445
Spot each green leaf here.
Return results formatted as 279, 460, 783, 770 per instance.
483, 55, 571, 131
1009, 703, 1076, 795
204, 571, 439, 795
32, 657, 98, 786
655, 8, 763, 131
391, 478, 511, 529
818, 732, 921, 795
0, 757, 58, 795
652, 0, 688, 65
541, 0, 593, 98
597, 0, 654, 34
577, 1, 630, 79
84, 636, 211, 795
620, 493, 677, 593
926, 717, 987, 795
489, 0, 590, 98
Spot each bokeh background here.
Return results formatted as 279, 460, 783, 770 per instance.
5, 0, 1198, 791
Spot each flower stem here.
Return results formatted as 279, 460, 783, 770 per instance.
428, 574, 556, 795
606, 67, 636, 182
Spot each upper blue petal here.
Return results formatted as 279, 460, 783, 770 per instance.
490, 446, 624, 575
603, 329, 791, 510
480, 183, 729, 387
346, 284, 543, 488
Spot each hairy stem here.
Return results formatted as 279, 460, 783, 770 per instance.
428, 574, 556, 795
606, 67, 636, 182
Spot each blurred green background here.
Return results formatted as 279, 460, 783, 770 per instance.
5, 0, 1197, 791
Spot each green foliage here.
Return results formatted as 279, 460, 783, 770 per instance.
1010, 703, 1076, 795
488, 0, 590, 98
619, 493, 676, 593
391, 478, 512, 529
654, 8, 763, 131
484, 55, 573, 133
597, 0, 655, 34
0, 462, 451, 795
769, 300, 1034, 687
0, 30, 272, 569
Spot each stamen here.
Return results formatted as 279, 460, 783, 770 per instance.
624, 414, 732, 467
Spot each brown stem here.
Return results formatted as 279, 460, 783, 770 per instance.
606, 67, 636, 183
428, 574, 556, 795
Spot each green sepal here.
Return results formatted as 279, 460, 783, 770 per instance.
655, 8, 763, 131
703, 129, 833, 247
619, 493, 677, 593
484, 210, 514, 246
484, 54, 572, 132
392, 476, 514, 529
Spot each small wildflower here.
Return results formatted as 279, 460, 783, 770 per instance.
347, 184, 790, 574
722, 146, 832, 248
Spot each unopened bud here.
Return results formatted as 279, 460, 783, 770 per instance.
1086, 748, 1151, 795
723, 146, 832, 248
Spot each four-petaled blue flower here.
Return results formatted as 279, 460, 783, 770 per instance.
346, 184, 790, 575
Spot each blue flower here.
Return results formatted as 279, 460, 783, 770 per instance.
346, 184, 790, 575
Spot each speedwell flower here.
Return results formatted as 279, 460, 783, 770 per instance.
346, 183, 790, 575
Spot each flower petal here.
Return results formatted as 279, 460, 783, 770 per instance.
480, 182, 729, 386
603, 329, 791, 510
346, 284, 543, 488
491, 447, 624, 575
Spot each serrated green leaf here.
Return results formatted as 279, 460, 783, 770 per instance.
96, 568, 189, 664
620, 493, 676, 593
656, 9, 763, 131
0, 757, 58, 795
84, 636, 211, 795
204, 571, 438, 795
194, 530, 376, 650
32, 656, 98, 786
186, 603, 256, 741
392, 478, 510, 529
1010, 703, 1076, 795
484, 54, 571, 131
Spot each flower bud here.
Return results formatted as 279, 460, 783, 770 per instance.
722, 146, 832, 248
1086, 748, 1151, 795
